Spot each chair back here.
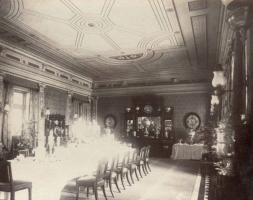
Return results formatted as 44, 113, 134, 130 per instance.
131, 149, 139, 162
121, 151, 130, 169
146, 145, 151, 158
139, 147, 146, 160
95, 157, 109, 180
110, 154, 119, 172
0, 159, 13, 184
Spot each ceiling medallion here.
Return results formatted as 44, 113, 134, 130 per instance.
109, 53, 143, 60
88, 23, 95, 27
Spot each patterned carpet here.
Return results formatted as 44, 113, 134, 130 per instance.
61, 158, 201, 200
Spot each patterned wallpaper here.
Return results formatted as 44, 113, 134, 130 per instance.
44, 86, 67, 116
97, 93, 210, 140
163, 93, 210, 139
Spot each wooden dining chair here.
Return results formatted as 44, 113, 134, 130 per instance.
144, 145, 151, 173
127, 149, 139, 184
104, 154, 121, 197
115, 151, 131, 190
76, 157, 108, 200
0, 159, 32, 200
136, 146, 146, 178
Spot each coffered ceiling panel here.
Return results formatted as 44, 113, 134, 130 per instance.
140, 50, 190, 71
0, 0, 222, 87
22, 0, 76, 20
108, 0, 162, 34
17, 13, 77, 46
69, 0, 106, 14
105, 29, 144, 50
81, 34, 116, 52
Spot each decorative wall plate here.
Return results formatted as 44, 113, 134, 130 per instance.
104, 114, 116, 129
184, 113, 201, 130
144, 105, 153, 114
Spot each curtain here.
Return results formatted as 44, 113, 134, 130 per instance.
29, 89, 39, 148
72, 99, 89, 124
2, 83, 14, 151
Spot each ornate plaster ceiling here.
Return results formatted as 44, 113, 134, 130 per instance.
0, 0, 221, 87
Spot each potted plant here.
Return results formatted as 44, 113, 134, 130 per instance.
196, 124, 217, 161
16, 121, 37, 153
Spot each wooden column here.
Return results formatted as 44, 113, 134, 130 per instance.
91, 97, 98, 122
0, 71, 5, 153
38, 83, 46, 145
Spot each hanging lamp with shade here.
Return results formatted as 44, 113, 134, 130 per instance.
212, 64, 227, 88
211, 95, 220, 105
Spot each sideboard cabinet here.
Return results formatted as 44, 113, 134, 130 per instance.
121, 95, 174, 157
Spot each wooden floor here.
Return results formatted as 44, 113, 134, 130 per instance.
61, 158, 201, 200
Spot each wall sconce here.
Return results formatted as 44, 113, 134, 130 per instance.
212, 65, 227, 88
158, 106, 161, 112
73, 112, 78, 121
136, 106, 139, 113
211, 95, 220, 105
1, 102, 10, 114
126, 108, 131, 112
165, 107, 171, 112
4, 103, 10, 113
45, 107, 50, 120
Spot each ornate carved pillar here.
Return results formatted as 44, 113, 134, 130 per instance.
91, 97, 98, 122
38, 83, 46, 145
0, 71, 5, 153
66, 91, 73, 125
87, 96, 92, 123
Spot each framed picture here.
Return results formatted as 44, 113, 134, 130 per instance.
184, 112, 201, 130
104, 114, 116, 129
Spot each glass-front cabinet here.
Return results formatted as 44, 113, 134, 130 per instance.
122, 95, 174, 157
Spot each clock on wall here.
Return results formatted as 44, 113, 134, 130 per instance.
184, 113, 201, 130
144, 105, 153, 114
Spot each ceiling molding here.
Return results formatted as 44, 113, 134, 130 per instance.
0, 57, 92, 96
92, 82, 212, 97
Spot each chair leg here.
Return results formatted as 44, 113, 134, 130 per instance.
147, 161, 151, 172
134, 168, 139, 181
28, 188, 32, 200
76, 185, 79, 200
144, 162, 149, 174
126, 172, 131, 186
11, 191, 15, 200
142, 164, 147, 176
94, 186, 98, 200
138, 165, 142, 178
87, 187, 89, 197
102, 185, 107, 200
120, 173, 125, 190
114, 177, 121, 193
109, 178, 114, 197
130, 169, 134, 184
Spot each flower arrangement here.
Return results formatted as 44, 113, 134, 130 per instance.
16, 121, 37, 150
196, 125, 216, 151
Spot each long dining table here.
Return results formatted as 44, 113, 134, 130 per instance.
170, 143, 207, 160
0, 139, 134, 200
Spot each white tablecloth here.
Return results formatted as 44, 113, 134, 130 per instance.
0, 140, 134, 200
170, 144, 207, 160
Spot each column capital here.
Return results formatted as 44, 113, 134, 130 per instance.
68, 90, 74, 98
39, 82, 46, 92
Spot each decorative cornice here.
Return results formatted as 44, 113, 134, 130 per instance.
92, 82, 212, 97
0, 39, 92, 82
0, 57, 92, 96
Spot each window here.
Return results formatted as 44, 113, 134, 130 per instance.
12, 87, 30, 135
